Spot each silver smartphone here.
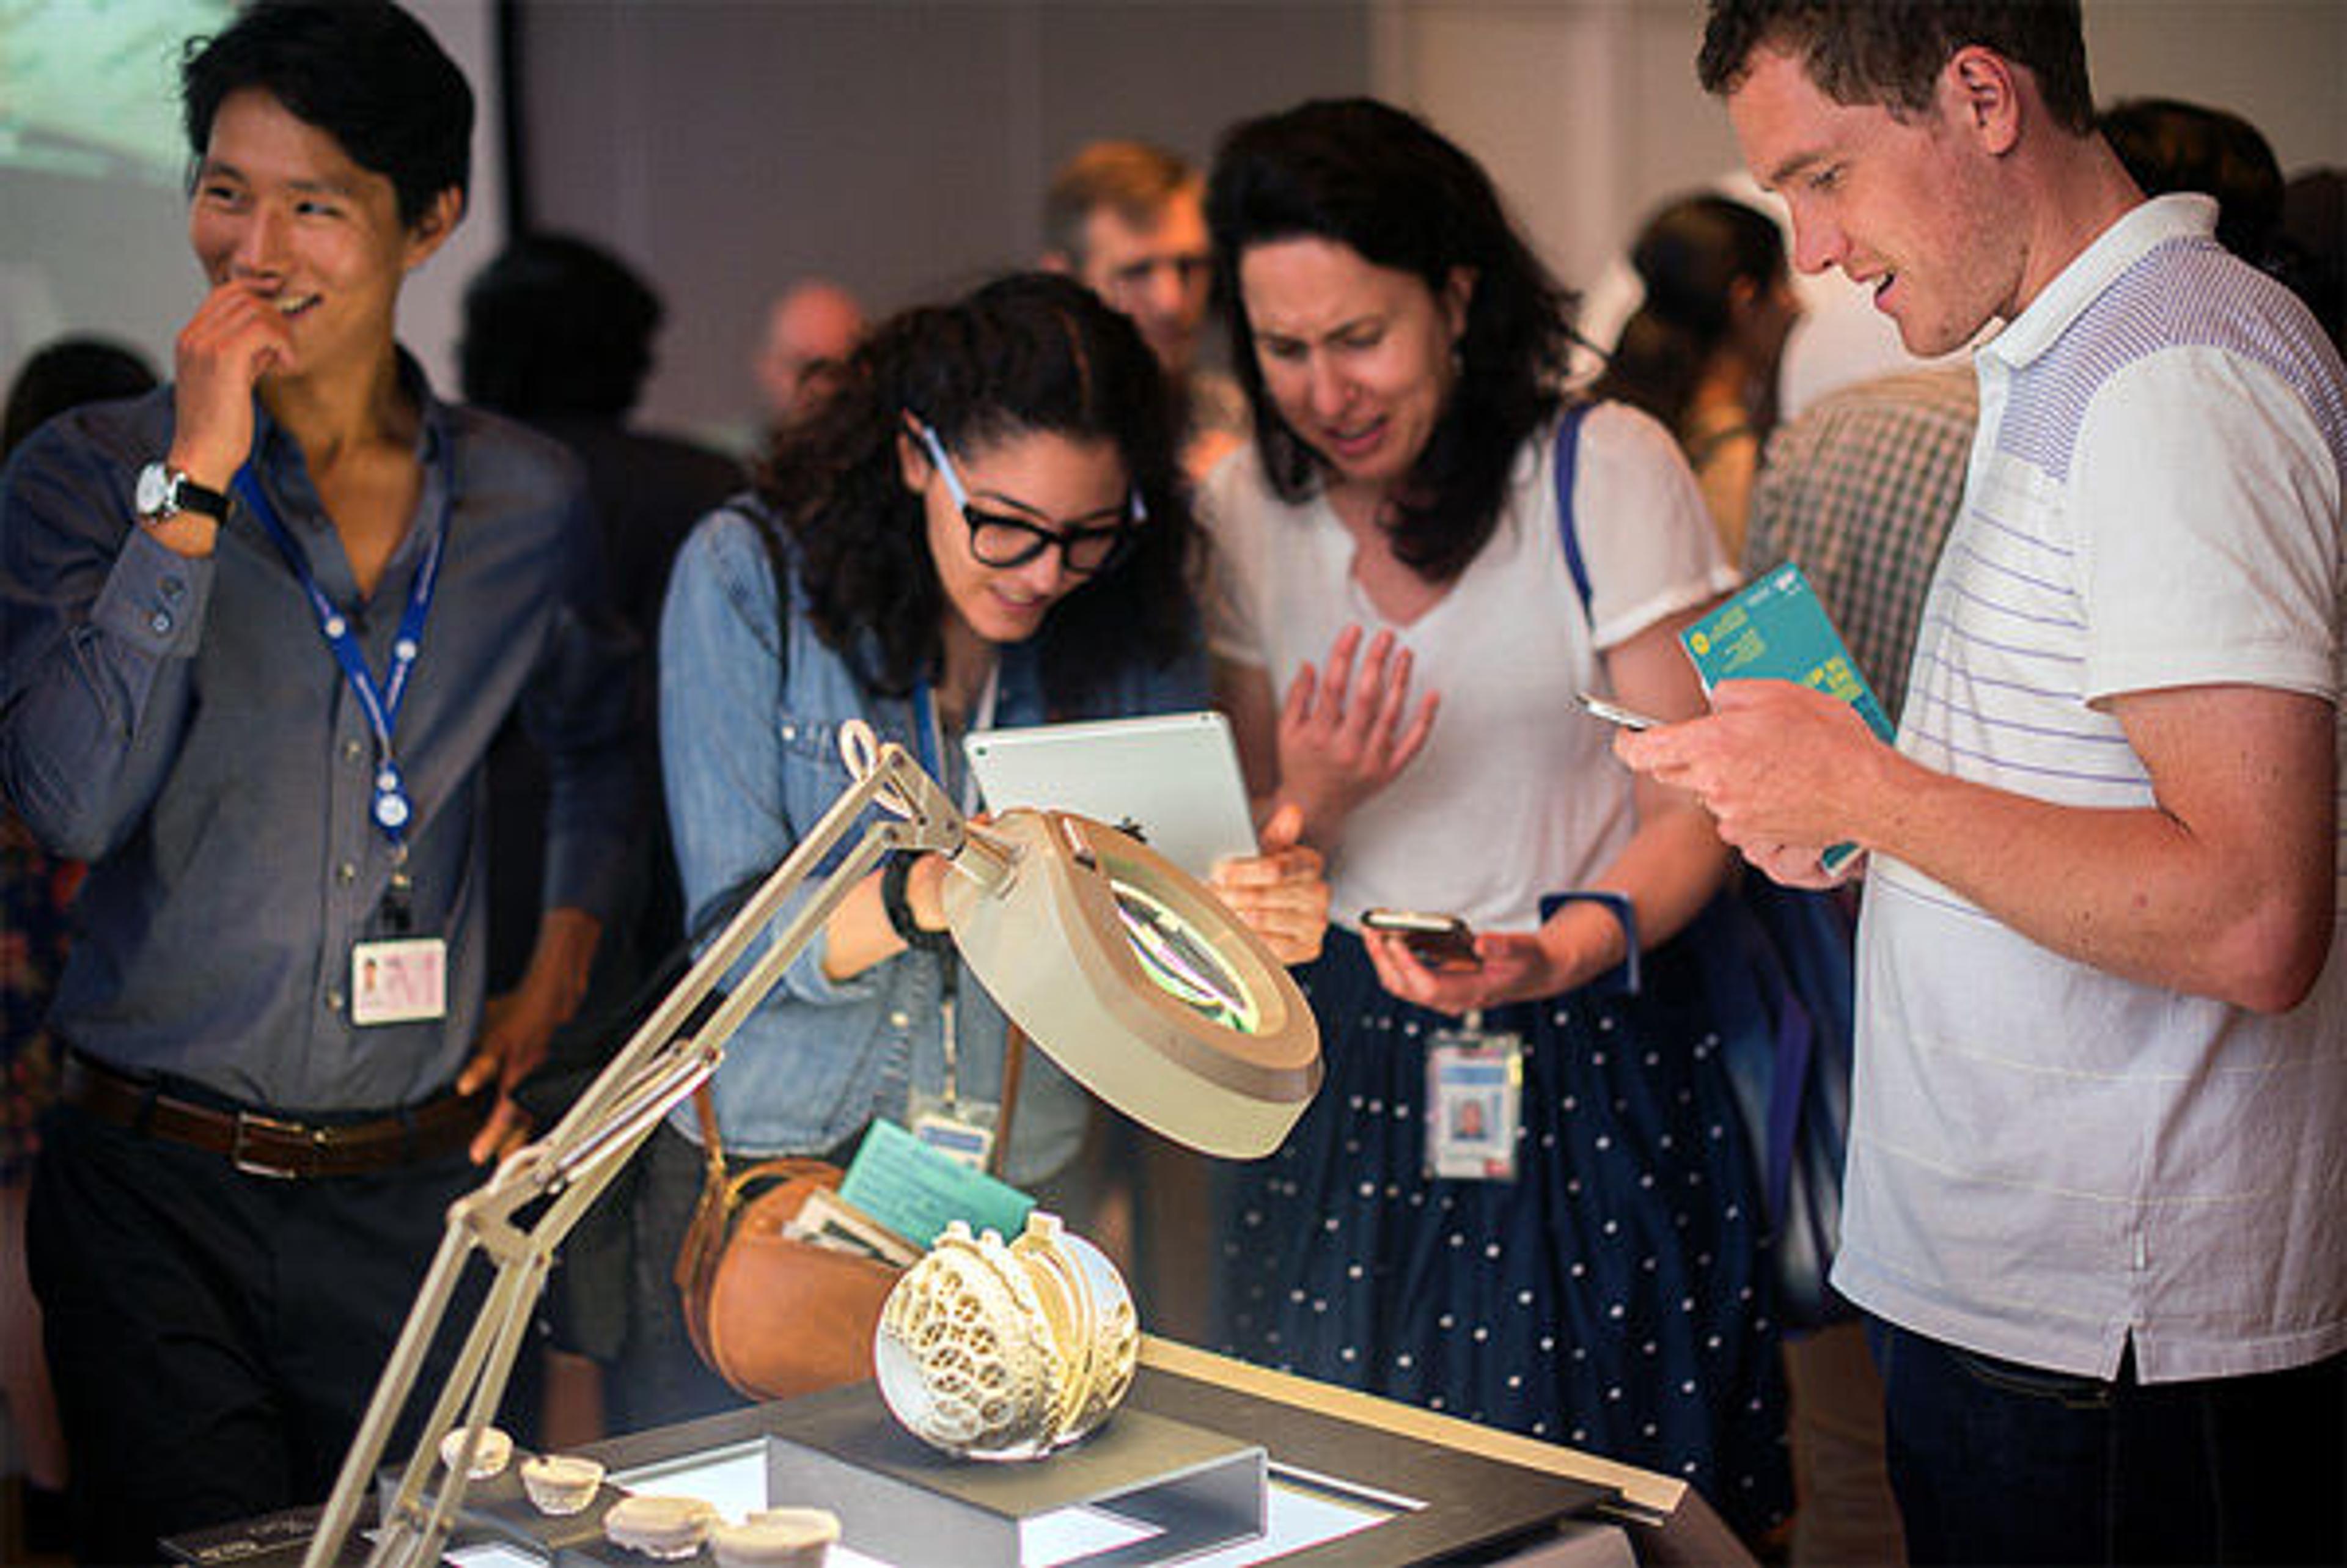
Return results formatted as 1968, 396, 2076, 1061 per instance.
1577, 690, 1667, 731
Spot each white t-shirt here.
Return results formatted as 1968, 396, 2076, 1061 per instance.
1841, 196, 2347, 1382
1200, 403, 1733, 932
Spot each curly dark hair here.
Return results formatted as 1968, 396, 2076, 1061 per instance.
755, 272, 1196, 708
1592, 194, 1788, 436
182, 1, 472, 227
1696, 1, 2094, 136
1207, 98, 1574, 585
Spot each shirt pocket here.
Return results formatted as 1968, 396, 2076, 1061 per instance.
775, 709, 870, 871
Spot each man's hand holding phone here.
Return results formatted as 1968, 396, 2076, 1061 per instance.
1577, 690, 1667, 732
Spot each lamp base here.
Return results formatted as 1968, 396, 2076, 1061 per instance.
736, 1380, 1265, 1568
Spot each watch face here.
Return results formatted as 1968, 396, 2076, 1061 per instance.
135, 462, 172, 517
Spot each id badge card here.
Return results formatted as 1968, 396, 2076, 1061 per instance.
351, 937, 448, 1025
906, 1091, 998, 1172
1426, 1024, 1522, 1182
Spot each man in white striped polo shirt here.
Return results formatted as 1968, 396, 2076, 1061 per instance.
1623, 4, 2345, 1563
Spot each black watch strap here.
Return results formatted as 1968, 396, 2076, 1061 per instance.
169, 473, 230, 521
136, 462, 230, 525
881, 853, 952, 953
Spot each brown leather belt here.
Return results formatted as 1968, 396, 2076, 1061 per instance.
61, 1053, 488, 1179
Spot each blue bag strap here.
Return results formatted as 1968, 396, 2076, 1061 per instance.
1545, 400, 1640, 993
1556, 398, 1813, 1225
1552, 401, 1596, 621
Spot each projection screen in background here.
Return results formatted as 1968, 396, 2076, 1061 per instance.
0, 0, 504, 410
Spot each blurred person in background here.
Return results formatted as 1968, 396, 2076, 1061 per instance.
752, 276, 866, 438
1594, 192, 1801, 560
1045, 139, 1246, 478
460, 233, 743, 1443
2098, 97, 2283, 268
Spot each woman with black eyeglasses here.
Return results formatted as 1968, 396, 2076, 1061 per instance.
611, 273, 1328, 1430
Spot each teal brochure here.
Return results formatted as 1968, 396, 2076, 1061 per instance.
1680, 563, 1894, 872
839, 1118, 1035, 1248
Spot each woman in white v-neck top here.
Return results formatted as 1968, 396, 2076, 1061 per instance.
1197, 98, 1789, 1537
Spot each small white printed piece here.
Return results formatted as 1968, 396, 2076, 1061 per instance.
603, 1494, 719, 1559
518, 1454, 604, 1517
437, 1424, 512, 1479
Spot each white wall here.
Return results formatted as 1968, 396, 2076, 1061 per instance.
1377, 0, 2347, 311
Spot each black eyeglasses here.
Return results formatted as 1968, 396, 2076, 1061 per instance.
913, 419, 1144, 576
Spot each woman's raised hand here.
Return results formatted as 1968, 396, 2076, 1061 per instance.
1276, 625, 1438, 847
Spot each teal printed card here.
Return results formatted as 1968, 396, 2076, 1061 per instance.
839, 1118, 1035, 1248
1680, 563, 1893, 871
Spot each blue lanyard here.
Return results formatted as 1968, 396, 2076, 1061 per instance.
232, 466, 448, 845
909, 670, 996, 1092
907, 678, 966, 1091
911, 680, 942, 779
910, 670, 995, 811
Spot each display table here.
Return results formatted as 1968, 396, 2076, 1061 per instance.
1129, 1340, 1754, 1568
164, 1338, 1752, 1567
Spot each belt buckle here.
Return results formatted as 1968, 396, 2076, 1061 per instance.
230, 1112, 313, 1179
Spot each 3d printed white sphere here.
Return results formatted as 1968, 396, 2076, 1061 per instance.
873, 1212, 1139, 1460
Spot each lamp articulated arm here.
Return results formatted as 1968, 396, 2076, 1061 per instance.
301, 718, 1326, 1568
305, 736, 991, 1568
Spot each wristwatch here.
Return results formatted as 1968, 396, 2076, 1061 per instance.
881, 852, 953, 954
134, 462, 229, 527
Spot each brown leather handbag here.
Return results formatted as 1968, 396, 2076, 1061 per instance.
673, 1089, 899, 1401
673, 1031, 1026, 1401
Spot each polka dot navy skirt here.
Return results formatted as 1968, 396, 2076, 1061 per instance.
1218, 926, 1791, 1537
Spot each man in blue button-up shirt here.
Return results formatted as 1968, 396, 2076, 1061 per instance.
0, 5, 631, 1558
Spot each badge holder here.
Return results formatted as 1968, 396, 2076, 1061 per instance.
352, 853, 447, 1027
900, 965, 1004, 1170
1425, 1011, 1522, 1182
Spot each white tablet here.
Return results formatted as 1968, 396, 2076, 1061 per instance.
963, 711, 1258, 878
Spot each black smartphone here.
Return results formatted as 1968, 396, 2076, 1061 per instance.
1360, 907, 1483, 972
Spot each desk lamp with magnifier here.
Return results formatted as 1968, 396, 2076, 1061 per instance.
301, 718, 1321, 1568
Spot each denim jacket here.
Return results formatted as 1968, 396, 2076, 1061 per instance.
658, 502, 1206, 1184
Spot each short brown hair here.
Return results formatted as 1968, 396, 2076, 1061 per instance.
1043, 141, 1200, 266
1697, 0, 2095, 135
